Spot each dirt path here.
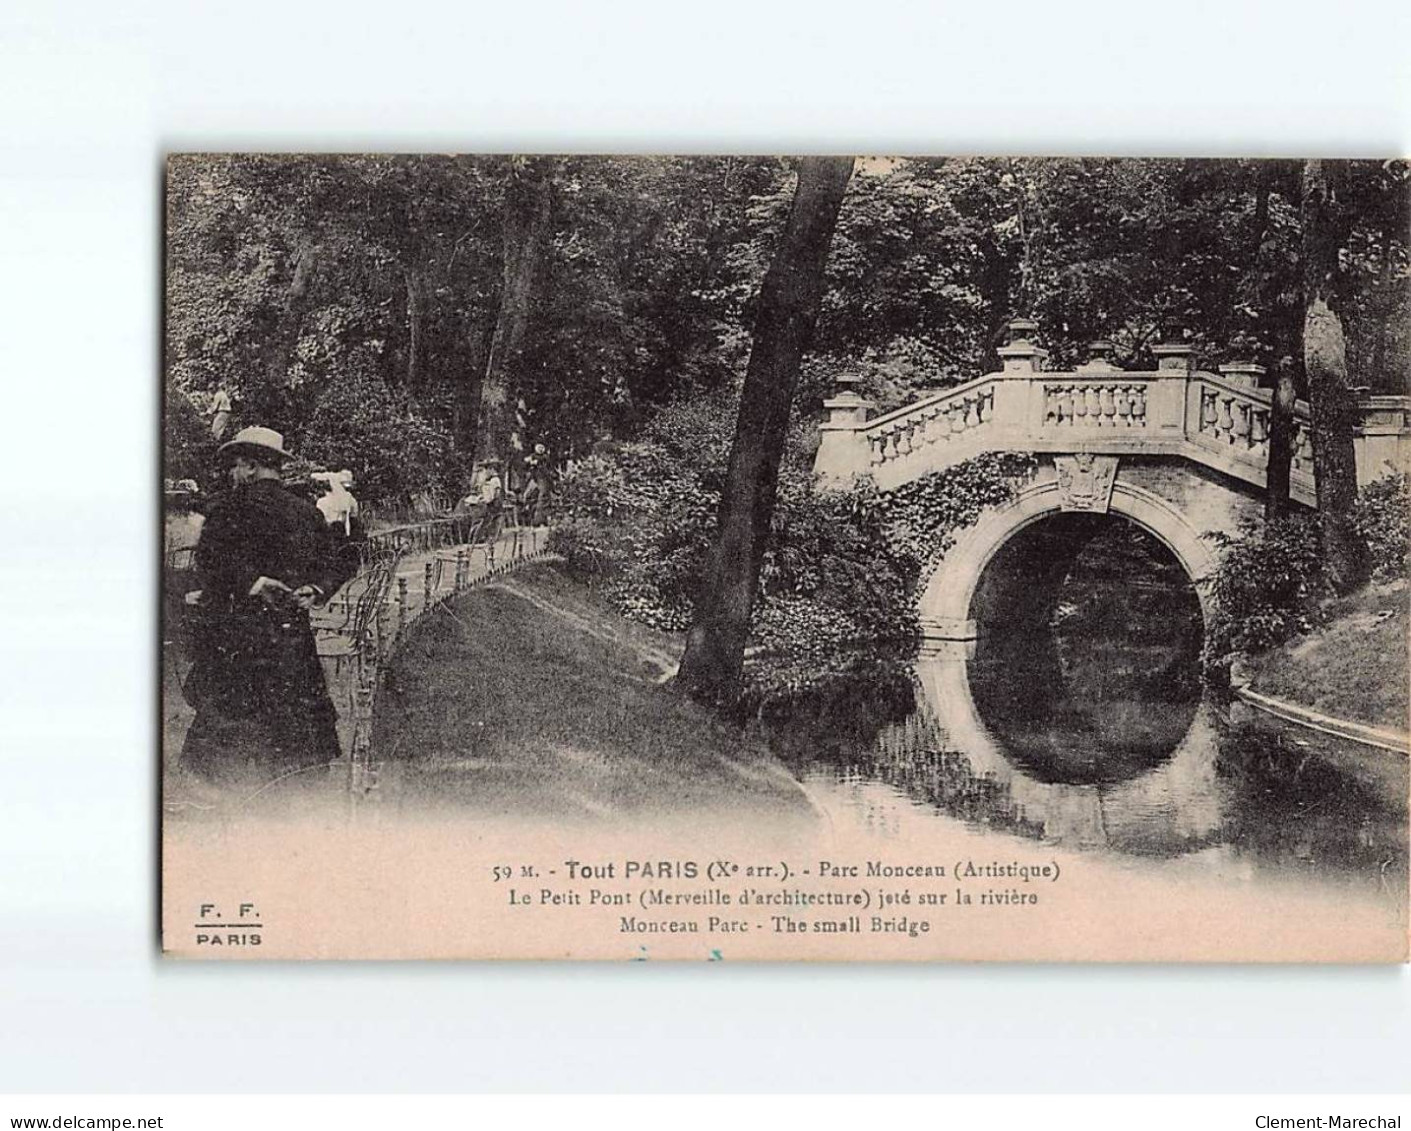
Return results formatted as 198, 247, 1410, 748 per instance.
480, 576, 681, 682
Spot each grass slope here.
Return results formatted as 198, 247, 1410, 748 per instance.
372, 563, 811, 821
1248, 579, 1410, 733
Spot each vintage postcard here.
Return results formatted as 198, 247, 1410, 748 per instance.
161, 155, 1410, 961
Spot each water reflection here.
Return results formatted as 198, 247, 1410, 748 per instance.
972, 658, 1234, 846
789, 515, 1407, 896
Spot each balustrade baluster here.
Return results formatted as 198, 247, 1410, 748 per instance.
924, 406, 941, 444
1292, 424, 1313, 469
1232, 402, 1251, 447
1199, 390, 1216, 432
1218, 396, 1235, 440
1114, 385, 1130, 425
964, 396, 979, 430
1130, 385, 1146, 423
1251, 408, 1268, 447
1099, 384, 1116, 425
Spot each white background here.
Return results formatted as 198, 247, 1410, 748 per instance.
1, 0, 1409, 1095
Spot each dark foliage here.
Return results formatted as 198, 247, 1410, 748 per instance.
1353, 472, 1411, 582
1202, 514, 1330, 670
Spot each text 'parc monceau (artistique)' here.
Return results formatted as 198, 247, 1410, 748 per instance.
489, 856, 1063, 940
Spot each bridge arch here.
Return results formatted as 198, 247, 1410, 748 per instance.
919, 478, 1218, 641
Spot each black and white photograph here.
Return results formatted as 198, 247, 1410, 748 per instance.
8, 0, 1411, 1113
160, 154, 1410, 961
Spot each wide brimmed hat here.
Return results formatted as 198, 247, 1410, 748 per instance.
218, 425, 294, 463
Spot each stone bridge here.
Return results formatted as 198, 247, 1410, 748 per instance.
814, 320, 1411, 642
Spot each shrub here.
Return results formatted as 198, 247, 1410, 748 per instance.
874, 453, 1038, 571
550, 385, 1037, 710
299, 373, 462, 510
548, 402, 726, 631
1353, 472, 1411, 582
164, 389, 222, 487
746, 467, 920, 709
1201, 513, 1329, 670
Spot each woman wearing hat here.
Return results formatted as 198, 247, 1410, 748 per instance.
179, 426, 344, 783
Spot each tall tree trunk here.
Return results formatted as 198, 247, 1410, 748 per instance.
405, 265, 427, 393
675, 156, 855, 708
1251, 161, 1297, 521
261, 241, 319, 397
1008, 158, 1035, 313
1250, 160, 1273, 249
476, 156, 552, 466
451, 325, 488, 458
1301, 159, 1368, 592
1264, 359, 1297, 520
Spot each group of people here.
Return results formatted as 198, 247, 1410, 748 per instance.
170, 419, 553, 788
454, 452, 548, 531
173, 427, 359, 785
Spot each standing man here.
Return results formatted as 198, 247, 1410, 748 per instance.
209, 388, 233, 441
180, 426, 343, 783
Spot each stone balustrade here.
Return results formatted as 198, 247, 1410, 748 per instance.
1043, 381, 1149, 429
815, 323, 1409, 503
866, 383, 995, 465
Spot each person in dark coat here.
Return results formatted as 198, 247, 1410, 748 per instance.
180, 426, 344, 783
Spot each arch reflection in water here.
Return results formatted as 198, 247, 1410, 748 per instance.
790, 510, 1405, 887
950, 512, 1215, 854
913, 657, 1223, 857
813, 512, 1221, 857
967, 512, 1204, 787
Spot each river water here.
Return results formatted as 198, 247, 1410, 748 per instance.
785, 516, 1409, 910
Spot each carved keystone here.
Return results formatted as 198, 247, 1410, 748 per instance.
1055, 454, 1119, 513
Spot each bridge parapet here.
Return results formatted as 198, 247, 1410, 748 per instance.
816, 339, 1406, 503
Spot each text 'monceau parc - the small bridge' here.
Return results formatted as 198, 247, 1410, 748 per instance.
813, 318, 1411, 646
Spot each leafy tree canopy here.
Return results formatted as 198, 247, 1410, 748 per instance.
167, 155, 1410, 508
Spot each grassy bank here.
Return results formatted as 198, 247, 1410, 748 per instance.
371, 563, 813, 821
1246, 579, 1410, 733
